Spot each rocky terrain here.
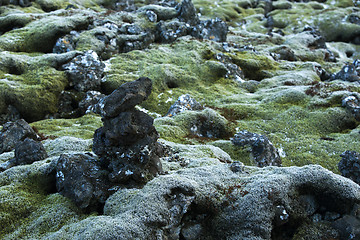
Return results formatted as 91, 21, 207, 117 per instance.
1, 0, 360, 239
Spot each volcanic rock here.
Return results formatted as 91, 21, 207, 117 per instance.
93, 77, 163, 186
231, 130, 282, 167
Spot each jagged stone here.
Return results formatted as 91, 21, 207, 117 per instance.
93, 77, 163, 186
231, 130, 282, 167
331, 59, 360, 82
166, 94, 203, 117
342, 94, 360, 121
0, 119, 39, 154
95, 77, 152, 118
62, 50, 105, 92
55, 152, 110, 209
14, 138, 48, 165
339, 151, 360, 185
191, 18, 228, 42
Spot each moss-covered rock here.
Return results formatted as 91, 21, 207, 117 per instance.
30, 113, 102, 139
0, 11, 92, 53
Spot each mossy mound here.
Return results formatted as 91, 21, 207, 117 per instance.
30, 113, 102, 139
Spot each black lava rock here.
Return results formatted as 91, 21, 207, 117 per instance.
95, 77, 152, 118
342, 94, 360, 121
166, 94, 203, 117
93, 77, 163, 186
0, 119, 39, 154
62, 50, 105, 92
231, 130, 282, 167
339, 151, 360, 185
55, 152, 110, 209
53, 31, 79, 54
14, 138, 48, 165
191, 18, 228, 42
78, 91, 105, 115
331, 59, 360, 82
303, 26, 327, 49
177, 0, 199, 25
332, 215, 360, 239
156, 20, 190, 43
215, 53, 245, 80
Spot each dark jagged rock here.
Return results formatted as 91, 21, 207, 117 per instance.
93, 77, 163, 186
0, 119, 39, 154
55, 152, 110, 209
156, 20, 190, 43
166, 94, 203, 117
154, 0, 228, 43
339, 151, 360, 185
191, 18, 228, 42
62, 50, 105, 92
215, 53, 245, 81
332, 215, 360, 239
342, 94, 360, 121
78, 91, 106, 115
231, 130, 282, 167
95, 77, 152, 118
270, 46, 298, 61
14, 138, 48, 165
349, 14, 360, 25
330, 59, 360, 82
0, 105, 21, 125
53, 31, 79, 54
303, 26, 327, 49
177, 0, 199, 25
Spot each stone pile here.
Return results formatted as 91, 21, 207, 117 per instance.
93, 77, 163, 185
54, 77, 163, 209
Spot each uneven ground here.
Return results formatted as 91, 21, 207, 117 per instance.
0, 0, 360, 239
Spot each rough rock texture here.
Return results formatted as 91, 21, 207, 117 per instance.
62, 50, 105, 92
11, 164, 359, 240
2, 0, 360, 238
339, 150, 360, 185
14, 137, 48, 165
342, 94, 360, 121
55, 152, 110, 209
93, 77, 163, 185
166, 94, 203, 117
231, 130, 282, 167
0, 119, 39, 154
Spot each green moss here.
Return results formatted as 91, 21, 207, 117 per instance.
30, 113, 102, 139
229, 51, 279, 80
0, 67, 67, 122
104, 38, 243, 115
0, 14, 91, 53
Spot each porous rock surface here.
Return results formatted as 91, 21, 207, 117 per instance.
93, 77, 163, 185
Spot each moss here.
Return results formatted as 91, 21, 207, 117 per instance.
229, 51, 279, 80
0, 162, 55, 238
0, 14, 92, 53
0, 67, 68, 122
208, 140, 253, 165
4, 193, 85, 239
103, 38, 243, 115
30, 113, 102, 139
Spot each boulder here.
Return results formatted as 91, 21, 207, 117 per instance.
231, 130, 282, 167
55, 152, 110, 209
0, 119, 39, 154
